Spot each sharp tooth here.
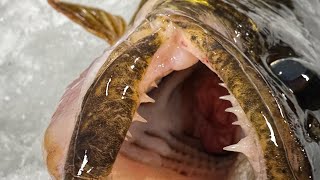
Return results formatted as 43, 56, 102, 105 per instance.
224, 136, 262, 174
219, 83, 227, 88
224, 137, 259, 169
226, 107, 248, 122
151, 81, 158, 88
225, 106, 241, 114
226, 107, 251, 132
140, 93, 155, 103
220, 94, 239, 106
232, 120, 241, 126
223, 143, 241, 152
219, 95, 234, 101
133, 113, 147, 123
223, 136, 252, 154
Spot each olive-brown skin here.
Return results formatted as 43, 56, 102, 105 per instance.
64, 33, 161, 179
58, 0, 313, 179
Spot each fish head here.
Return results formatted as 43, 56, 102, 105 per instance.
44, 0, 320, 179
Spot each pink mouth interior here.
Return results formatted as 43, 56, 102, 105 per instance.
181, 66, 239, 154
134, 34, 240, 155
115, 30, 261, 179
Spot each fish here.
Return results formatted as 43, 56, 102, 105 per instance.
43, 0, 320, 179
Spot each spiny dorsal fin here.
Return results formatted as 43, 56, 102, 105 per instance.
48, 0, 127, 45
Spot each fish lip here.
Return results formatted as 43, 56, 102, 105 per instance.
61, 33, 162, 179
58, 12, 311, 179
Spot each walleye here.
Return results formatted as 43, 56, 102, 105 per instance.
44, 0, 320, 179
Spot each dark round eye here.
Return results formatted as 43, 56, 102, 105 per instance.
270, 58, 320, 110
270, 58, 310, 92
305, 112, 320, 142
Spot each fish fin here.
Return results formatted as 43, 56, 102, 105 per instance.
48, 0, 127, 45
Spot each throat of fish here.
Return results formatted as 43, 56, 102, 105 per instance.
114, 30, 264, 179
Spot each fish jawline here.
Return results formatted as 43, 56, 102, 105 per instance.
110, 21, 266, 179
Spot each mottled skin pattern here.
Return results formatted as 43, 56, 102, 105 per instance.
59, 0, 314, 179
64, 34, 161, 179
165, 14, 308, 179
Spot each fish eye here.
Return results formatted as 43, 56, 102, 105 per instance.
305, 112, 320, 143
270, 58, 320, 110
270, 58, 309, 92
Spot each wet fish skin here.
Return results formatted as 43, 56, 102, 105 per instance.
63, 34, 162, 178
44, 0, 320, 179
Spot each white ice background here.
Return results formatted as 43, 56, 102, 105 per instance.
0, 0, 139, 179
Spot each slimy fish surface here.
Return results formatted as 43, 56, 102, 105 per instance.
43, 0, 320, 179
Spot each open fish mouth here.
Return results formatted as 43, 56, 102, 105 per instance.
57, 15, 279, 179
116, 51, 260, 179
43, 0, 318, 179
115, 32, 262, 179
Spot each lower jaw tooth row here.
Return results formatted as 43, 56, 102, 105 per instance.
130, 80, 260, 176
